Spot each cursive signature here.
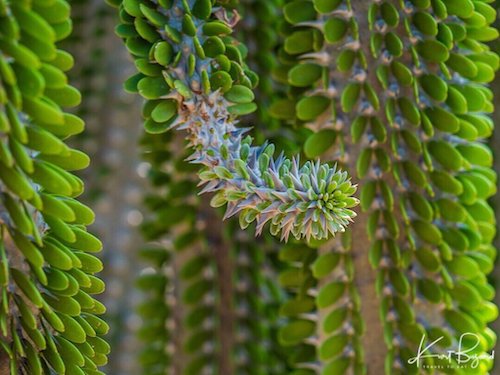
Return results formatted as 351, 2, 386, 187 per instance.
408, 333, 495, 369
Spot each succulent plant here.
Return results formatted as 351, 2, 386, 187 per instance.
271, 0, 499, 373
115, 2, 293, 372
2, 0, 496, 374
0, 1, 108, 374
111, 0, 498, 374
112, 0, 359, 243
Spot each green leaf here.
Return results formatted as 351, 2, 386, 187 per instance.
456, 143, 492, 167
227, 103, 257, 116
202, 36, 225, 57
425, 106, 459, 133
416, 247, 441, 272
210, 71, 233, 92
151, 100, 177, 123
153, 41, 173, 66
284, 1, 316, 24
416, 40, 449, 63
313, 0, 342, 13
356, 148, 372, 178
285, 30, 315, 55
360, 181, 376, 211
436, 198, 466, 222
324, 18, 347, 43
381, 2, 399, 27
317, 281, 345, 308
280, 297, 315, 317
411, 220, 442, 245
391, 61, 413, 85
321, 357, 350, 375
192, 0, 212, 20
408, 192, 433, 221
446, 53, 478, 78
323, 307, 348, 333
304, 129, 336, 158
11, 268, 43, 307
312, 252, 340, 278
417, 278, 442, 303
203, 21, 232, 36
450, 281, 482, 309
224, 85, 254, 104
341, 83, 361, 112
137, 76, 170, 99
446, 256, 480, 279
279, 319, 315, 346
337, 50, 356, 72
144, 117, 174, 134
428, 140, 463, 171
39, 149, 90, 172
444, 309, 478, 334
296, 95, 330, 121
420, 74, 448, 102
445, 86, 468, 114
319, 333, 348, 361
413, 11, 438, 36
443, 0, 474, 18
288, 63, 322, 87
385, 32, 403, 57
430, 170, 463, 195
398, 98, 421, 125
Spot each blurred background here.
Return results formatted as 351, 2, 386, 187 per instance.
67, 1, 144, 373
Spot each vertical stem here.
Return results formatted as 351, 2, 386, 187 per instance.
347, 1, 396, 371
201, 200, 234, 375
350, 205, 385, 371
